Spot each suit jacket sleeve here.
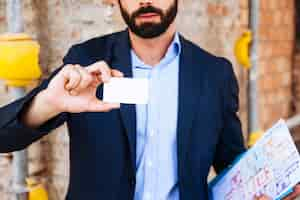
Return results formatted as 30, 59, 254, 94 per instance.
213, 58, 246, 174
0, 45, 80, 153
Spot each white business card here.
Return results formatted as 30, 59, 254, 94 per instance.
103, 77, 149, 104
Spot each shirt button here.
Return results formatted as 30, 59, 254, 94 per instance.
147, 160, 153, 168
149, 130, 154, 137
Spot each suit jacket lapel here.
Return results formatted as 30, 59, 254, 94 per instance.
177, 36, 200, 172
108, 30, 137, 172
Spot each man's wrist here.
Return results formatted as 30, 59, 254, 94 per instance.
21, 89, 63, 129
36, 89, 62, 116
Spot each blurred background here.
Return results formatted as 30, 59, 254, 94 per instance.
0, 0, 299, 199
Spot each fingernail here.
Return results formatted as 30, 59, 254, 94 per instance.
70, 90, 77, 96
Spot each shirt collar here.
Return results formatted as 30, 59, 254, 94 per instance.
131, 32, 181, 69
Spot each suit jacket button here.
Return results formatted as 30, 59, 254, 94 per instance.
130, 179, 135, 186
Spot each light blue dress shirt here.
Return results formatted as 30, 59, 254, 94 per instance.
132, 33, 181, 200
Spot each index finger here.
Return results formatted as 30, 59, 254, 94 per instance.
111, 69, 124, 78
86, 61, 111, 83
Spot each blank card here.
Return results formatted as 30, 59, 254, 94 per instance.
103, 77, 149, 104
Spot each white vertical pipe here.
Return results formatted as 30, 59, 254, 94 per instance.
7, 0, 23, 33
248, 0, 260, 134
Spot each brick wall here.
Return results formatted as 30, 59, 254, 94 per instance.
292, 1, 300, 144
292, 0, 300, 144
1, 0, 296, 199
258, 0, 295, 130
293, 52, 300, 143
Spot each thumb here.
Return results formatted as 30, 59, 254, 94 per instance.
283, 185, 300, 200
87, 98, 120, 112
254, 195, 271, 200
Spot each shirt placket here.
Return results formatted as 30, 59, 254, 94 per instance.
143, 66, 160, 200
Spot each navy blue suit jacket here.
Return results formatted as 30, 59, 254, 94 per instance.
0, 30, 245, 200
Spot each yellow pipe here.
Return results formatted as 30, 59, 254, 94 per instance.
0, 33, 42, 87
26, 178, 48, 200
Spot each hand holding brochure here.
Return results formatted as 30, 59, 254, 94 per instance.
209, 119, 300, 200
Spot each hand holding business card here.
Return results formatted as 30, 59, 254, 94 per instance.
103, 77, 149, 104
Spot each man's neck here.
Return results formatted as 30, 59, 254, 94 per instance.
129, 24, 177, 66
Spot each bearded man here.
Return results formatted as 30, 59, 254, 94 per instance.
1, 0, 299, 200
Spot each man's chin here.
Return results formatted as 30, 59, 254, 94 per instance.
134, 31, 166, 39
128, 21, 168, 38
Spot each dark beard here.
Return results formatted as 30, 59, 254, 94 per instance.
119, 0, 178, 38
